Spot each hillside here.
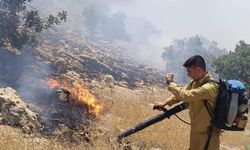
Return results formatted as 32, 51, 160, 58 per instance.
0, 29, 249, 150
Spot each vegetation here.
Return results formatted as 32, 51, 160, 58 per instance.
0, 0, 67, 51
161, 35, 227, 83
213, 41, 250, 92
83, 5, 130, 42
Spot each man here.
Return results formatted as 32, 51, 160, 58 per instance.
154, 55, 220, 150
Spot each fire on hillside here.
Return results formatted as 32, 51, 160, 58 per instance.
48, 79, 103, 117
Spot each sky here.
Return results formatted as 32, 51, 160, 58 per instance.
109, 0, 250, 51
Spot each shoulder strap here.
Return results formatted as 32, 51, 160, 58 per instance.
201, 79, 219, 86
203, 100, 214, 119
201, 79, 219, 118
201, 79, 218, 119
201, 79, 219, 150
204, 125, 214, 150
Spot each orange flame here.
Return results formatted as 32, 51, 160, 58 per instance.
71, 81, 103, 116
47, 79, 103, 117
48, 79, 59, 89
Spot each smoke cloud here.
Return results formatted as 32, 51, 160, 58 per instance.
161, 35, 227, 83
0, 47, 52, 100
0, 1, 231, 88
28, 0, 164, 67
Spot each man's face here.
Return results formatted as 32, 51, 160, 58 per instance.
186, 66, 200, 80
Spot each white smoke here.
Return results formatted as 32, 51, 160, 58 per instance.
29, 0, 165, 68
0, 46, 52, 103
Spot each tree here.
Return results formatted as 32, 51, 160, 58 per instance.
83, 6, 100, 39
0, 0, 67, 51
83, 5, 130, 42
213, 41, 250, 92
99, 12, 130, 42
161, 35, 227, 83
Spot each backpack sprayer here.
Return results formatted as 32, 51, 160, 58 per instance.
213, 79, 249, 131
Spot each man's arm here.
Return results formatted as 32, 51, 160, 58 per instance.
167, 82, 218, 102
153, 82, 192, 110
153, 95, 179, 110
153, 72, 193, 110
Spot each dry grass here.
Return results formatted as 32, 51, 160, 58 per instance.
0, 126, 66, 150
0, 125, 116, 150
0, 85, 250, 150
96, 86, 191, 149
96, 85, 250, 150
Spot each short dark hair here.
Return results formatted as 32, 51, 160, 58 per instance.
183, 55, 206, 70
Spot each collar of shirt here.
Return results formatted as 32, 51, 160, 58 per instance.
192, 72, 213, 87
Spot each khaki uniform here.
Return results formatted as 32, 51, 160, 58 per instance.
166, 73, 220, 150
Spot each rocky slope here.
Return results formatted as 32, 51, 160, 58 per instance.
0, 87, 40, 134
35, 28, 165, 88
